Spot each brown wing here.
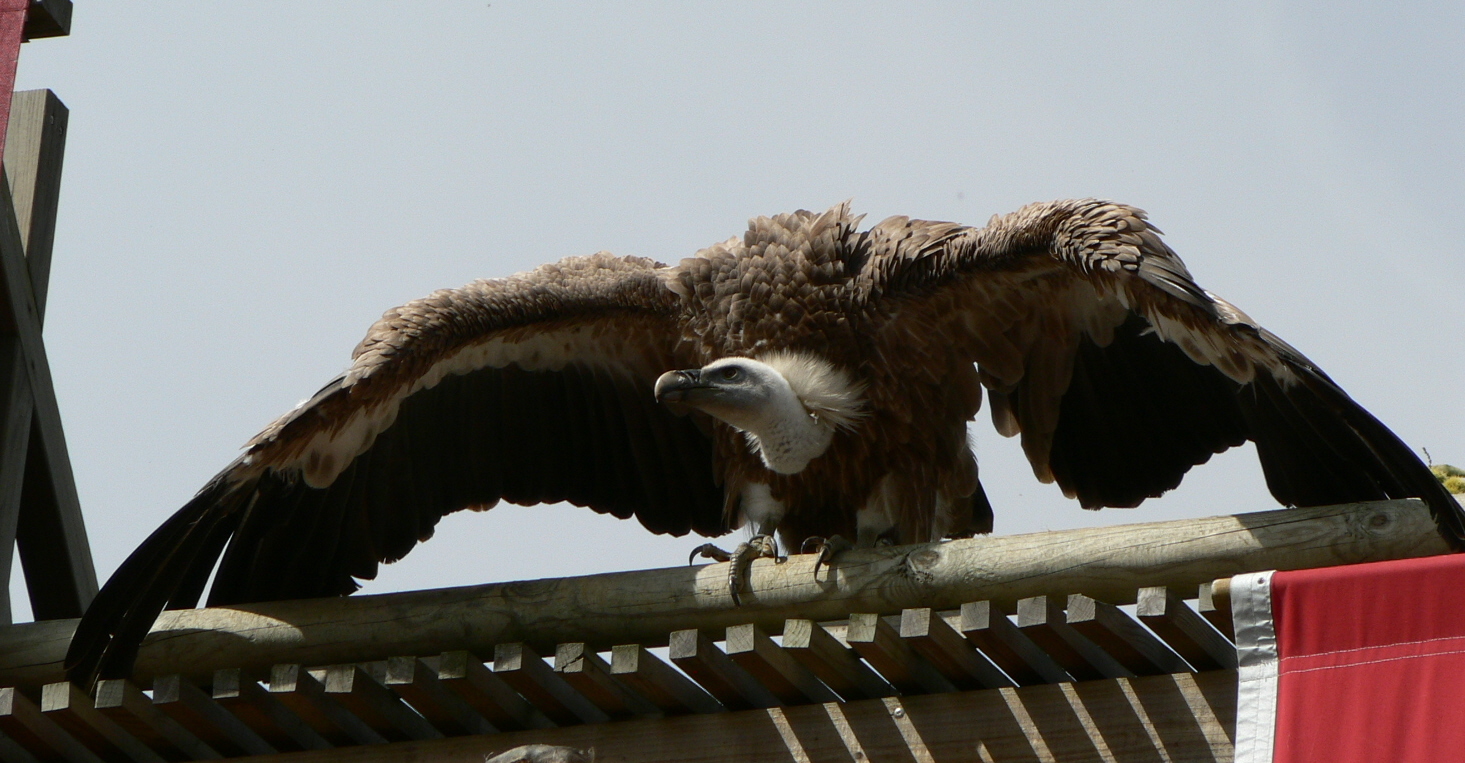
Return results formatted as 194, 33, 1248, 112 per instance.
68, 252, 723, 685
866, 199, 1464, 535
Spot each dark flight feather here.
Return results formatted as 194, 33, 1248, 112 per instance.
67, 199, 1462, 687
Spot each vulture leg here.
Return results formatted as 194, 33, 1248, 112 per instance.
688, 535, 783, 606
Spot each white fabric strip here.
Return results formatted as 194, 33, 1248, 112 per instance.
1232, 570, 1279, 763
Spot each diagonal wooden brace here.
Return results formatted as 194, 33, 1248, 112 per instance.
0, 88, 94, 622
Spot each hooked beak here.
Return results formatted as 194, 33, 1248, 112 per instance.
654, 368, 709, 407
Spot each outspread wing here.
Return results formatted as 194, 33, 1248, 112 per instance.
865, 199, 1464, 539
68, 252, 722, 684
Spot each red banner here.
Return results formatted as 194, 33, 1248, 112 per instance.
1235, 554, 1465, 762
0, 0, 31, 164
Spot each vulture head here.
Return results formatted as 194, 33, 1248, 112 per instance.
654, 353, 866, 475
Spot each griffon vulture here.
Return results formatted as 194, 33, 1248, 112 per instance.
67, 199, 1465, 685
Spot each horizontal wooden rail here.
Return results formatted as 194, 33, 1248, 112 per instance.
0, 499, 1451, 688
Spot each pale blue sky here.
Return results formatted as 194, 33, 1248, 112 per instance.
9, 3, 1462, 619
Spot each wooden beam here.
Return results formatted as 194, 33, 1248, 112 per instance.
235, 670, 1239, 763
436, 652, 547, 732
1137, 586, 1237, 671
94, 678, 222, 760
385, 656, 497, 736
4, 89, 68, 317
212, 668, 331, 752
22, 0, 71, 40
726, 624, 834, 706
40, 680, 163, 762
553, 644, 659, 719
668, 628, 779, 711
0, 88, 94, 623
958, 600, 1070, 685
779, 618, 894, 701
1016, 596, 1128, 681
0, 685, 100, 762
1065, 594, 1191, 675
0, 498, 1448, 688
156, 673, 277, 757
491, 644, 606, 726
899, 607, 1014, 690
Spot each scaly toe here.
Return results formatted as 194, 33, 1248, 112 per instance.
689, 543, 733, 565
803, 534, 853, 578
727, 534, 781, 605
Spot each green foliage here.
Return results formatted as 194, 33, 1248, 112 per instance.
1432, 463, 1465, 494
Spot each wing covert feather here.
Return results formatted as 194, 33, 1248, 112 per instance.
868, 199, 1463, 541
68, 253, 724, 684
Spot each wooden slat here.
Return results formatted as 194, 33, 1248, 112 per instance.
1198, 580, 1235, 640
235, 670, 1240, 763
609, 645, 723, 715
384, 657, 495, 736
553, 644, 659, 719
1136, 587, 1238, 671
898, 608, 1014, 690
1066, 594, 1192, 676
323, 664, 442, 742
0, 686, 99, 762
211, 668, 330, 752
958, 601, 1070, 685
668, 629, 779, 711
0, 729, 41, 763
267, 665, 383, 747
40, 681, 163, 762
780, 619, 894, 702
723, 624, 837, 705
846, 613, 955, 694
95, 678, 220, 760
437, 651, 548, 732
0, 500, 1445, 688
492, 643, 607, 726
1015, 596, 1130, 681
153, 674, 277, 757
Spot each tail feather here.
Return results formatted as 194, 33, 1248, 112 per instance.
64, 477, 251, 688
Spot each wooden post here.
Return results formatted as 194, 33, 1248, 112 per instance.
0, 88, 95, 622
0, 498, 1449, 689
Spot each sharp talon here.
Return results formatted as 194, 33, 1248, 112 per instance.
806, 535, 851, 579
690, 543, 733, 565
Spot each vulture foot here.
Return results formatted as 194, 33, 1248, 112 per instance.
801, 535, 853, 579
689, 534, 783, 605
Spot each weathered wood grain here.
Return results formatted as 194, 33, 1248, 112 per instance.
1016, 596, 1129, 681
1066, 594, 1191, 675
958, 600, 1071, 685
667, 629, 778, 711
898, 607, 1013, 690
0, 499, 1448, 688
212, 668, 330, 752
1137, 586, 1237, 671
780, 618, 894, 702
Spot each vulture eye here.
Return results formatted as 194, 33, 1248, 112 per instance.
720, 367, 742, 381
